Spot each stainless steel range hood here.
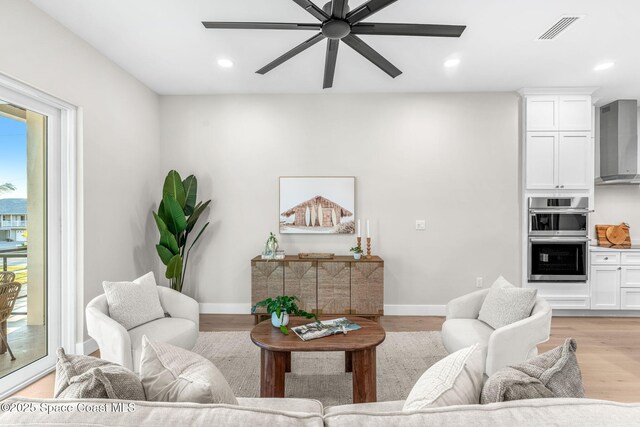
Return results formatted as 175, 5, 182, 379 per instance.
597, 100, 640, 185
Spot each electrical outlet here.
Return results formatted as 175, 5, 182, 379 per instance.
476, 277, 483, 288
415, 220, 426, 230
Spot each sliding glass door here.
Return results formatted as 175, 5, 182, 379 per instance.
0, 101, 48, 380
0, 76, 76, 396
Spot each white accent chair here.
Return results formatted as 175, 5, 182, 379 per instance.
86, 286, 199, 373
441, 288, 552, 376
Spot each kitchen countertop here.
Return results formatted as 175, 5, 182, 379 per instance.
590, 245, 640, 251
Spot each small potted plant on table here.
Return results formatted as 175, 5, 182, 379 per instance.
251, 295, 317, 334
350, 245, 363, 260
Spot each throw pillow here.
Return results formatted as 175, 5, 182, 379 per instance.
481, 338, 584, 404
139, 336, 238, 405
54, 348, 146, 400
478, 277, 537, 329
403, 344, 484, 411
103, 272, 165, 330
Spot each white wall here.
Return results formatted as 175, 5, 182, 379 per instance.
160, 93, 520, 311
0, 0, 161, 342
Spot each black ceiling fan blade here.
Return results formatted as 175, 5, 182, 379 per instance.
291, 0, 329, 21
202, 22, 322, 31
342, 34, 401, 78
256, 33, 326, 75
323, 39, 340, 89
331, 0, 349, 19
346, 0, 398, 24
351, 23, 466, 37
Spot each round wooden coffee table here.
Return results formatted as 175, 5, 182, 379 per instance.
250, 316, 385, 403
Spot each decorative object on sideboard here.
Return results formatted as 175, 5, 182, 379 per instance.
279, 176, 355, 234
297, 252, 335, 259
153, 170, 211, 293
261, 232, 279, 259
251, 295, 317, 335
596, 223, 631, 248
350, 245, 363, 260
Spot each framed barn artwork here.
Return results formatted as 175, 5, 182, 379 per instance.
279, 176, 355, 234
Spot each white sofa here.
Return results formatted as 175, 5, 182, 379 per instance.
2, 397, 640, 426
441, 288, 552, 376
86, 286, 199, 372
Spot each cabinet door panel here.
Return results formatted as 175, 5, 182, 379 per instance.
526, 132, 557, 189
621, 267, 640, 288
621, 288, 640, 310
559, 96, 591, 131
317, 261, 350, 315
558, 132, 590, 189
526, 96, 558, 131
251, 261, 284, 313
284, 261, 317, 313
590, 266, 620, 310
351, 262, 384, 316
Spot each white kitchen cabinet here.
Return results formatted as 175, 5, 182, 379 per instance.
621, 288, 640, 310
557, 132, 591, 189
621, 266, 640, 288
558, 96, 592, 131
590, 249, 640, 311
526, 131, 590, 190
526, 95, 591, 132
590, 265, 621, 310
526, 96, 558, 131
526, 132, 556, 189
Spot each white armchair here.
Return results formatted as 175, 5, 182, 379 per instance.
86, 286, 199, 373
441, 288, 552, 376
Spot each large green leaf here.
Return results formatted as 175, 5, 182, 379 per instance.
186, 200, 211, 233
188, 222, 210, 252
153, 211, 168, 234
183, 175, 198, 216
165, 254, 183, 279
156, 244, 174, 265
163, 194, 187, 234
160, 229, 179, 254
163, 170, 186, 208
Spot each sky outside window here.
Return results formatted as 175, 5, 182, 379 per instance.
0, 114, 27, 199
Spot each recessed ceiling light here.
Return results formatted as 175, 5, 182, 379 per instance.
594, 62, 614, 71
444, 58, 460, 68
217, 58, 234, 68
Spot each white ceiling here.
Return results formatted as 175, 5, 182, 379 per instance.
30, 0, 640, 103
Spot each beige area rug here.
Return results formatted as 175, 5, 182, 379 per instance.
192, 331, 448, 407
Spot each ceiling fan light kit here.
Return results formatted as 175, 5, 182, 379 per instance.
202, 0, 466, 89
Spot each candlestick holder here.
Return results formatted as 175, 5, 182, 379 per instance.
366, 237, 372, 259
356, 237, 362, 251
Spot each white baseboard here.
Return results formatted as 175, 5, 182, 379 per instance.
553, 309, 640, 317
76, 338, 98, 355
199, 303, 252, 314
198, 303, 446, 316
383, 305, 446, 316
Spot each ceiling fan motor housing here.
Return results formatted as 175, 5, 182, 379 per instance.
322, 20, 351, 39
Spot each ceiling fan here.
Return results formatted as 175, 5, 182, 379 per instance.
202, 0, 466, 89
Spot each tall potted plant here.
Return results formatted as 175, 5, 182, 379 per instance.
153, 170, 211, 292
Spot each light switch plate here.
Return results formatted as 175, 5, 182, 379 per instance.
416, 220, 426, 230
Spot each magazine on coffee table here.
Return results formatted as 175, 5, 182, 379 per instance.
292, 317, 361, 341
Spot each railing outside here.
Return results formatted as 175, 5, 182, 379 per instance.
0, 221, 27, 228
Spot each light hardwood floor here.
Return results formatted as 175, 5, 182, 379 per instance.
11, 315, 640, 402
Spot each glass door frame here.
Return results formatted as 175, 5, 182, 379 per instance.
0, 73, 78, 397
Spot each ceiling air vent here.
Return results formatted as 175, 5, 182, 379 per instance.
538, 16, 583, 40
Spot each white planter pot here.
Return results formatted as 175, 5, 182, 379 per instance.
353, 253, 362, 260
271, 311, 289, 328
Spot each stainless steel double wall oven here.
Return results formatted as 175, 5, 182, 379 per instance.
528, 197, 590, 282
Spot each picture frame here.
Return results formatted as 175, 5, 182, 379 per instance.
279, 176, 355, 234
